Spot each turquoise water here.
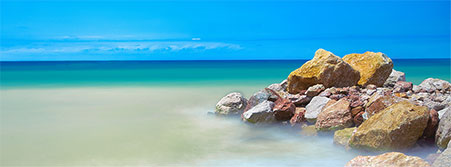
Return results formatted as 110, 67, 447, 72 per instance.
0, 60, 450, 166
1, 59, 450, 88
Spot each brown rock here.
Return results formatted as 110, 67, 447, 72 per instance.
351, 106, 364, 116
315, 98, 353, 131
345, 152, 431, 167
287, 49, 360, 93
394, 81, 413, 93
365, 95, 402, 118
423, 109, 439, 139
290, 107, 306, 126
267, 88, 296, 121
343, 51, 393, 87
353, 112, 364, 127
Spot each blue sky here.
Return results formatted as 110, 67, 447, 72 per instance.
1, 0, 450, 61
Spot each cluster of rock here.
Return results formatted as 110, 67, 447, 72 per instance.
214, 49, 451, 166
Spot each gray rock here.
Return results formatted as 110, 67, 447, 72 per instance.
424, 98, 447, 111
242, 100, 276, 123
419, 78, 451, 93
438, 107, 450, 120
285, 93, 311, 106
245, 90, 271, 111
215, 92, 248, 115
280, 79, 288, 91
383, 69, 406, 87
267, 83, 284, 92
432, 141, 451, 167
305, 96, 331, 122
412, 85, 421, 93
436, 109, 451, 149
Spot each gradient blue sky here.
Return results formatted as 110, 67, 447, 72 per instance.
1, 0, 450, 61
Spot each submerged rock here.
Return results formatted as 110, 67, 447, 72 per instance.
315, 99, 353, 131
215, 92, 247, 115
343, 51, 393, 87
436, 109, 451, 149
242, 100, 275, 123
334, 127, 356, 148
287, 49, 360, 93
349, 101, 429, 151
384, 69, 406, 87
345, 152, 430, 167
305, 96, 331, 122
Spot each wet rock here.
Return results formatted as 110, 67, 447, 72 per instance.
290, 107, 306, 126
287, 49, 360, 93
384, 69, 406, 87
436, 109, 451, 149
316, 99, 353, 131
242, 100, 275, 123
423, 109, 439, 139
394, 81, 413, 93
334, 127, 356, 148
349, 101, 429, 151
215, 92, 248, 115
306, 84, 325, 97
343, 51, 393, 87
432, 141, 451, 167
305, 96, 331, 122
419, 78, 451, 93
345, 152, 431, 167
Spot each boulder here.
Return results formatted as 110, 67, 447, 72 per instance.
287, 49, 360, 93
419, 78, 451, 93
215, 92, 247, 115
290, 107, 306, 126
305, 96, 331, 122
423, 109, 439, 139
365, 95, 403, 118
436, 109, 451, 149
432, 141, 451, 167
306, 84, 325, 97
242, 100, 275, 123
334, 127, 356, 148
315, 99, 353, 131
384, 69, 406, 87
345, 152, 431, 167
349, 101, 429, 151
343, 51, 393, 87
273, 97, 296, 121
244, 90, 271, 111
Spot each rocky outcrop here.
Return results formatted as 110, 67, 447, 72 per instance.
349, 101, 429, 151
287, 49, 360, 93
242, 100, 275, 123
305, 96, 331, 122
436, 109, 451, 149
334, 127, 356, 148
384, 69, 406, 87
345, 152, 431, 167
315, 98, 353, 131
433, 141, 451, 167
419, 78, 451, 93
215, 92, 247, 115
343, 51, 393, 87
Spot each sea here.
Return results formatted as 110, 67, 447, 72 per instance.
0, 59, 450, 166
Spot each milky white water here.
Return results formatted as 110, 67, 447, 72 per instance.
0, 86, 437, 166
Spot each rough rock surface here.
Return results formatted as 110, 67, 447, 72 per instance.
438, 107, 450, 119
305, 96, 331, 122
423, 109, 439, 138
365, 95, 403, 118
272, 97, 296, 121
290, 107, 306, 126
432, 141, 451, 167
349, 101, 429, 151
242, 100, 275, 123
306, 84, 325, 97
343, 51, 393, 87
384, 69, 406, 87
334, 127, 356, 147
436, 109, 451, 149
394, 81, 413, 93
419, 78, 451, 93
287, 49, 360, 93
315, 99, 353, 131
215, 92, 247, 115
345, 152, 431, 167
244, 90, 270, 111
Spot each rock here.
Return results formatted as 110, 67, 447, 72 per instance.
366, 84, 377, 90
330, 94, 346, 100
424, 98, 447, 111
436, 109, 451, 149
300, 125, 317, 136
290, 107, 306, 126
349, 101, 429, 151
334, 127, 356, 148
242, 100, 275, 123
287, 49, 360, 93
285, 94, 311, 106
432, 141, 451, 167
351, 106, 363, 117
413, 85, 421, 93
244, 90, 271, 111
343, 51, 393, 87
419, 78, 451, 93
215, 92, 248, 115
315, 99, 353, 131
365, 95, 403, 118
267, 83, 284, 92
273, 97, 296, 121
394, 81, 413, 93
305, 96, 331, 122
345, 152, 431, 167
306, 84, 325, 97
384, 69, 406, 87
423, 109, 439, 138
353, 112, 364, 127
438, 107, 450, 119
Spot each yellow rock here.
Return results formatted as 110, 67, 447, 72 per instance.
349, 101, 429, 151
343, 51, 393, 87
287, 49, 360, 94
345, 152, 431, 167
334, 127, 356, 148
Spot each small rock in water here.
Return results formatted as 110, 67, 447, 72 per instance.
242, 100, 276, 123
290, 107, 306, 126
315, 98, 353, 131
273, 97, 296, 121
304, 96, 331, 122
345, 152, 430, 167
215, 92, 248, 115
383, 69, 406, 87
244, 90, 271, 112
334, 127, 356, 148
